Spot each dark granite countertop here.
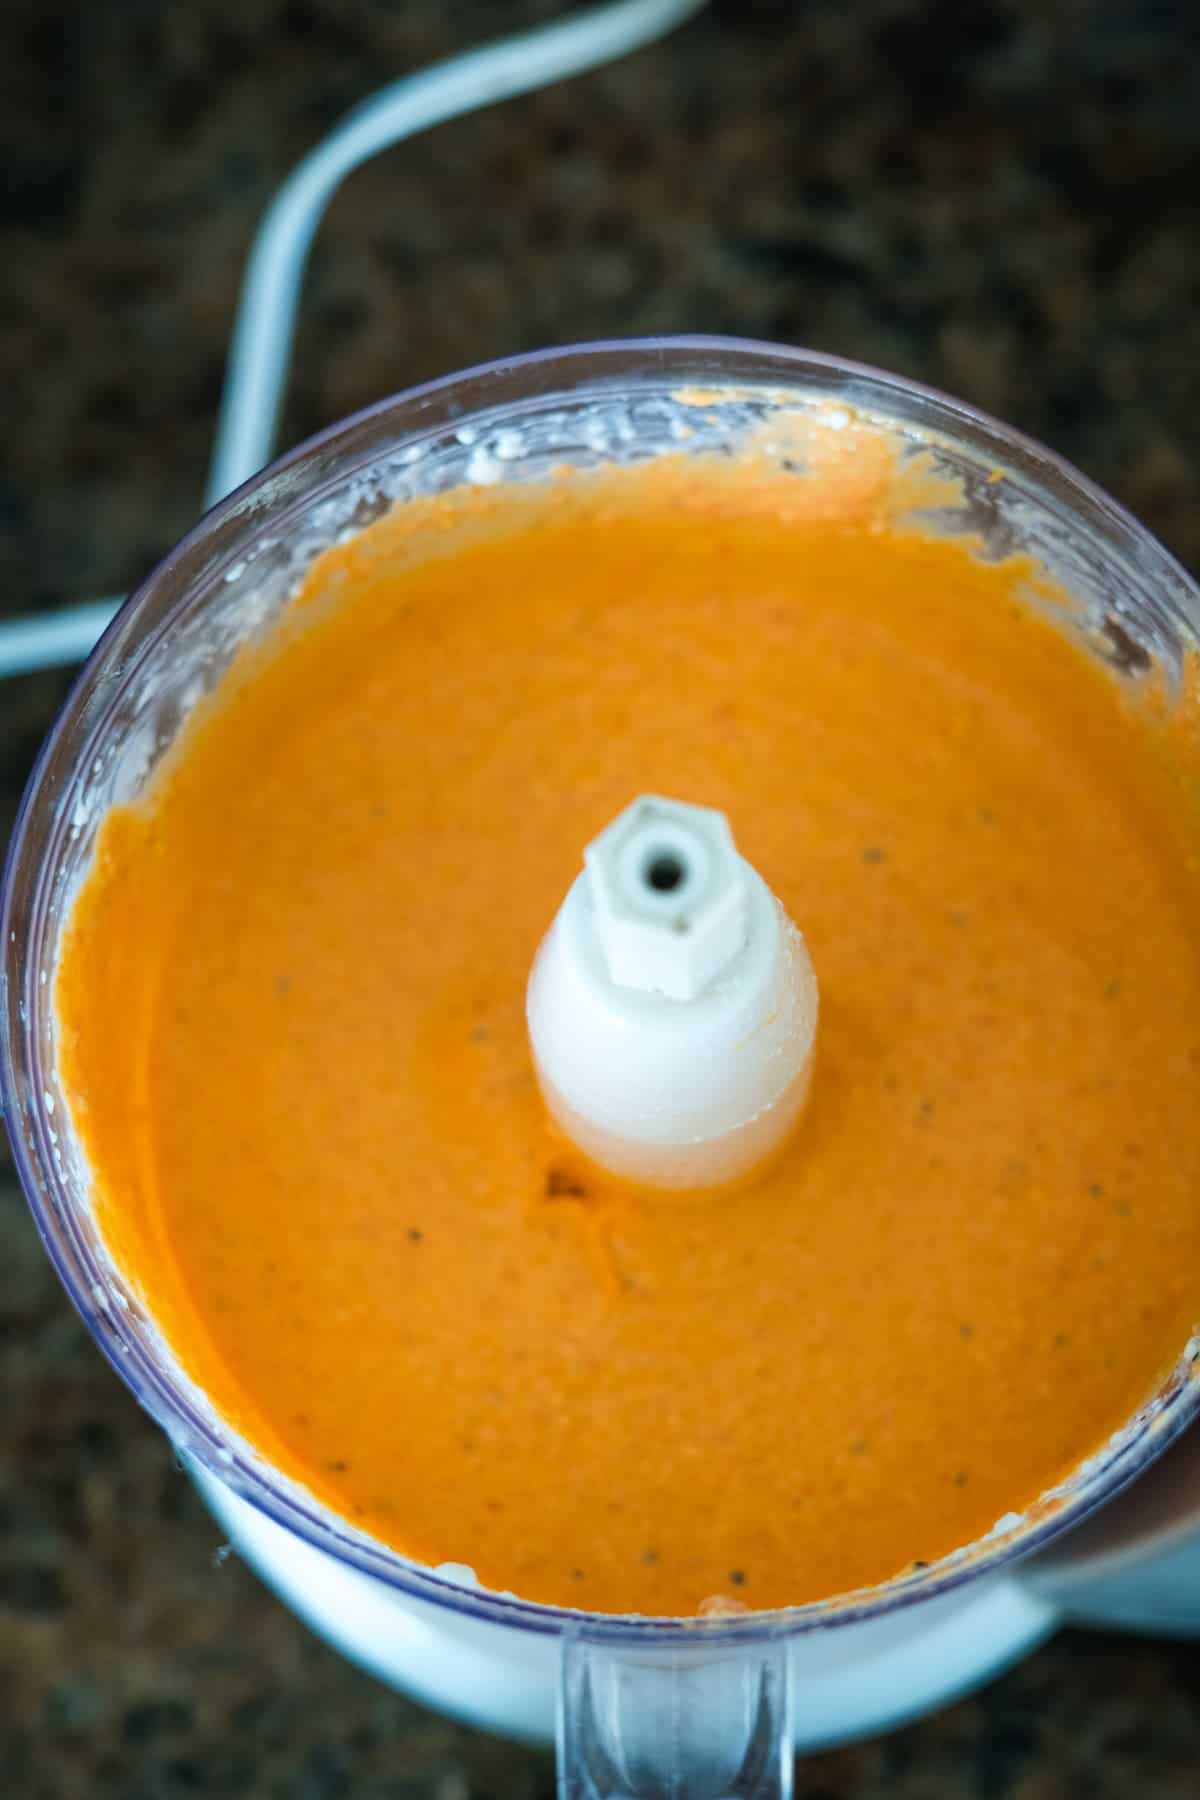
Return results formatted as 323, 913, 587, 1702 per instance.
2, 1, 1199, 1793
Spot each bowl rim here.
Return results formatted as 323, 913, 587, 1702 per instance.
4, 332, 1200, 1647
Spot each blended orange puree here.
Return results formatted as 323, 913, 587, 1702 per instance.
57, 432, 1200, 1616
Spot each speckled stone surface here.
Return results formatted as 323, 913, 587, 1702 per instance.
2, 1, 1199, 1793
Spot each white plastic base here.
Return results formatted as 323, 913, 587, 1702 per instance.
192, 1466, 1056, 1751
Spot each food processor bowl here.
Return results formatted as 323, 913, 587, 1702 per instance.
5, 338, 1200, 1795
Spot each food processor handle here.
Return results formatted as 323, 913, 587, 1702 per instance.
1052, 1533, 1200, 1636
558, 1628, 794, 1799
1023, 1425, 1200, 1637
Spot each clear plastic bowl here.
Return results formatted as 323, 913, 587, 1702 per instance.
4, 338, 1200, 1792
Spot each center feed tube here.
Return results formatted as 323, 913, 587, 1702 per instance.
559, 1630, 794, 1800
528, 795, 818, 1192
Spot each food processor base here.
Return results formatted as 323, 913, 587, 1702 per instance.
192, 1466, 1057, 1752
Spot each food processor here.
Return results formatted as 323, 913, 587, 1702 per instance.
4, 11, 1200, 1799
7, 337, 1200, 1795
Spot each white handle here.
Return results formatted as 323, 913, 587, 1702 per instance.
1022, 1426, 1200, 1637
1041, 1534, 1200, 1637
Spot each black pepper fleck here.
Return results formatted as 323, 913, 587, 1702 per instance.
546, 1164, 588, 1199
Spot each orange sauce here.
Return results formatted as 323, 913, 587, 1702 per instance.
57, 441, 1200, 1614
